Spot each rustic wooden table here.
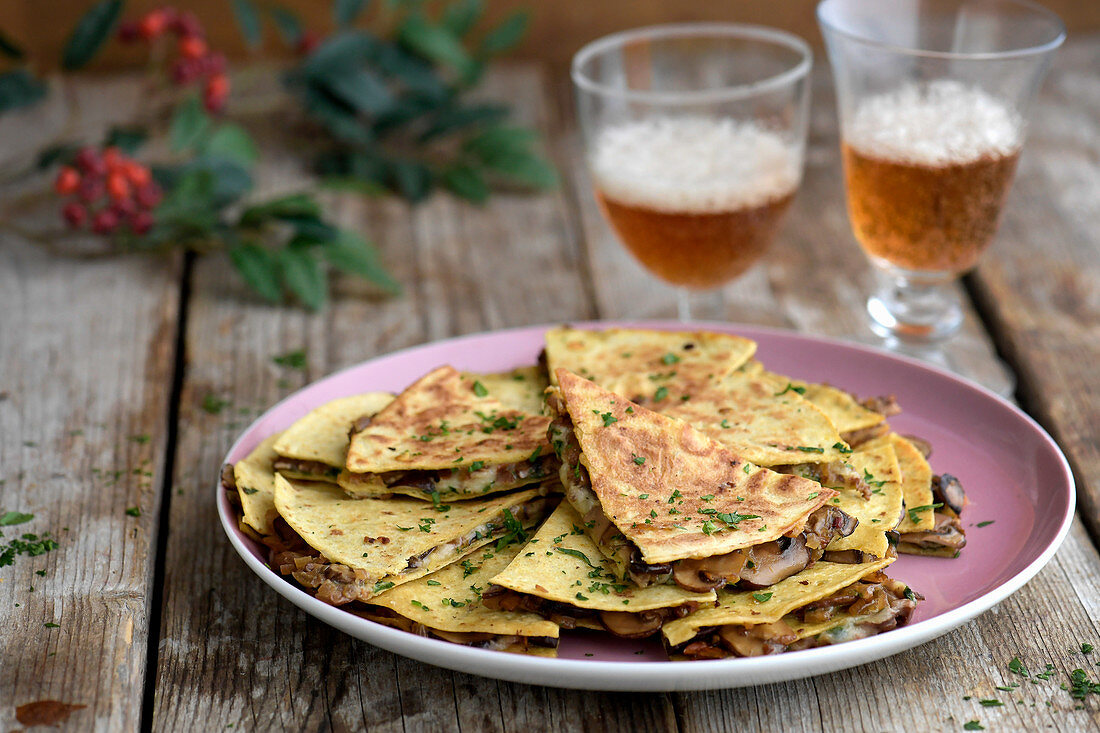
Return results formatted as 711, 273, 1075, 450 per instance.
2, 37, 1099, 732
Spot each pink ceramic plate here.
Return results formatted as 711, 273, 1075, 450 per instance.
217, 321, 1075, 691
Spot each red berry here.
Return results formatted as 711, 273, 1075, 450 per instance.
138, 10, 168, 40
74, 147, 106, 176
107, 172, 131, 201
124, 161, 151, 188
111, 197, 138, 219
179, 36, 207, 60
102, 146, 124, 172
170, 11, 203, 39
62, 202, 87, 229
92, 209, 119, 235
117, 21, 140, 43
135, 182, 163, 209
203, 74, 230, 112
171, 57, 202, 85
296, 31, 320, 56
78, 177, 105, 203
54, 166, 81, 195
130, 211, 155, 235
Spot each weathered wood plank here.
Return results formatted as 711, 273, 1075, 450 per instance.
150, 64, 679, 732
970, 37, 1100, 541
0, 81, 180, 731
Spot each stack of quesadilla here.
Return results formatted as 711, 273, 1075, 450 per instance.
224, 325, 970, 659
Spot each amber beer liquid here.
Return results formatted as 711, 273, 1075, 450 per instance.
842, 81, 1022, 274
590, 118, 800, 290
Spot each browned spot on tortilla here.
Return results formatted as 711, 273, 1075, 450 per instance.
16, 701, 87, 727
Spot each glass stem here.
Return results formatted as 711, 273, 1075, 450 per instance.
867, 266, 963, 342
677, 289, 692, 322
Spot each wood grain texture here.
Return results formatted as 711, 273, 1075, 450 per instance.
0, 75, 180, 732
970, 37, 1100, 541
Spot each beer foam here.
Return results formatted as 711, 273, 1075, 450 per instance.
847, 80, 1021, 166
590, 117, 800, 214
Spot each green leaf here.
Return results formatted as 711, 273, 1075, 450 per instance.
0, 511, 34, 526
334, 0, 369, 27
240, 194, 322, 226
301, 31, 377, 77
387, 159, 433, 202
279, 246, 327, 310
189, 157, 252, 207
0, 69, 47, 114
463, 125, 537, 157
442, 163, 488, 203
321, 65, 394, 115
371, 43, 448, 102
204, 124, 258, 168
0, 28, 25, 60
323, 231, 402, 293
419, 103, 508, 141
36, 144, 79, 170
169, 97, 211, 153
398, 15, 475, 79
231, 0, 263, 49
228, 244, 283, 302
442, 0, 483, 36
269, 6, 302, 46
298, 83, 374, 146
104, 125, 148, 154
483, 150, 557, 189
478, 10, 528, 55
62, 0, 123, 70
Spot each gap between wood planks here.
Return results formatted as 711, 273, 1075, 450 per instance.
139, 253, 195, 733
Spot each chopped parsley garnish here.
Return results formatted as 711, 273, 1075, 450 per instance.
632, 455, 646, 465
701, 520, 717, 535
752, 592, 773, 602
429, 490, 451, 513
774, 382, 806, 396
667, 489, 682, 504
1068, 668, 1100, 699
807, 492, 819, 500
44, 622, 59, 628
653, 386, 668, 402
426, 580, 442, 586
130, 434, 151, 444
963, 722, 985, 731
720, 419, 731, 429
469, 460, 485, 472
976, 520, 995, 528
638, 494, 649, 499
0, 512, 34, 526
241, 487, 258, 495
410, 600, 429, 611
555, 547, 600, 569
495, 508, 529, 550
528, 445, 542, 462
0, 532, 60, 568
863, 469, 887, 488
396, 525, 413, 531
417, 518, 435, 533
461, 560, 478, 578
575, 593, 589, 601
372, 581, 395, 593
908, 503, 944, 525
125, 507, 141, 517
599, 412, 618, 427
795, 446, 825, 453
715, 511, 760, 529
272, 350, 307, 369
700, 494, 714, 502
978, 699, 1003, 707
832, 442, 852, 454
1083, 643, 1095, 654
201, 393, 229, 414
472, 381, 489, 397
661, 352, 681, 365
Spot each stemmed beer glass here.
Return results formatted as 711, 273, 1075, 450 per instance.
819, 0, 1065, 387
572, 24, 812, 321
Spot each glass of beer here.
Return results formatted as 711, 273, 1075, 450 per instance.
572, 24, 812, 320
819, 0, 1064, 343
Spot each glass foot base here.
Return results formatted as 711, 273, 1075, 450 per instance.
867, 267, 963, 342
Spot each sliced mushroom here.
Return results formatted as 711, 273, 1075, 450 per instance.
599, 610, 664, 639
671, 551, 747, 592
821, 549, 872, 564
860, 394, 901, 417
932, 473, 968, 515
628, 550, 673, 587
739, 536, 811, 589
718, 620, 797, 657
803, 505, 858, 551
432, 630, 496, 645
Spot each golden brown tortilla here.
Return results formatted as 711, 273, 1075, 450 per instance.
824, 441, 905, 558
545, 326, 756, 402
556, 370, 836, 565
887, 434, 936, 532
489, 502, 717, 612
662, 557, 895, 646
233, 433, 282, 536
274, 392, 395, 471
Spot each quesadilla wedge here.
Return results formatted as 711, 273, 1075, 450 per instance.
273, 393, 395, 482
548, 370, 858, 592
360, 539, 559, 656
656, 367, 853, 466
229, 433, 283, 536
885, 434, 935, 533
468, 366, 549, 415
484, 502, 717, 639
269, 475, 553, 605
662, 559, 920, 658
342, 366, 556, 500
545, 326, 756, 403
814, 440, 905, 561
